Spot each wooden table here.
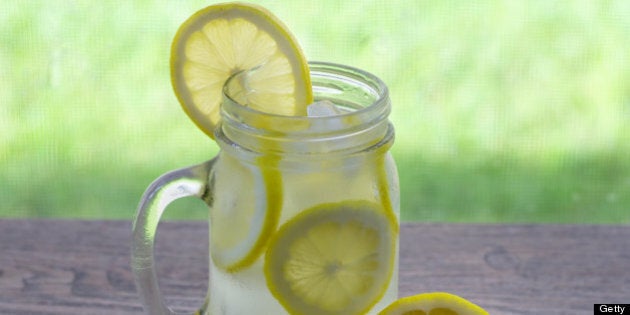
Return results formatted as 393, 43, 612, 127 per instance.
0, 219, 628, 314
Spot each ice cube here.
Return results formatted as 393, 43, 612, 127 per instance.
307, 100, 343, 117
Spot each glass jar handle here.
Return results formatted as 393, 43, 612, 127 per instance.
131, 158, 215, 315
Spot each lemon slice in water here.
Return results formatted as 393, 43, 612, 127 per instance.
378, 292, 489, 315
171, 2, 312, 138
264, 200, 397, 315
209, 154, 282, 272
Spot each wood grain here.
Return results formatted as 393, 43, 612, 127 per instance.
0, 219, 628, 314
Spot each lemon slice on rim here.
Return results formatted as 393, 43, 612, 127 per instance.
264, 200, 398, 315
378, 292, 489, 315
171, 2, 312, 138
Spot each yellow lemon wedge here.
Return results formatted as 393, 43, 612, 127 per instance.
171, 2, 312, 138
378, 292, 489, 315
264, 200, 398, 315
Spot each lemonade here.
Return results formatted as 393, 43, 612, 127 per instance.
206, 145, 399, 314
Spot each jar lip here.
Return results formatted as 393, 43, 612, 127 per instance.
220, 61, 390, 137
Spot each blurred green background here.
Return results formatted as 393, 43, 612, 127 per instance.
1, 1, 629, 223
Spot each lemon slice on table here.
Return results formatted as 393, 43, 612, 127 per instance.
171, 2, 312, 138
378, 292, 489, 315
264, 200, 398, 315
209, 154, 282, 272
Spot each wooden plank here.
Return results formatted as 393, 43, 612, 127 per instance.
400, 223, 630, 314
0, 219, 628, 314
0, 220, 207, 315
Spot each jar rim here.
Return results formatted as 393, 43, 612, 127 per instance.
217, 61, 392, 155
220, 61, 389, 135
